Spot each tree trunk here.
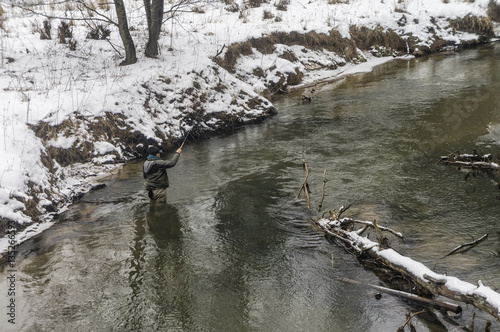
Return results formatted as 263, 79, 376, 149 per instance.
144, 0, 164, 58
114, 0, 137, 65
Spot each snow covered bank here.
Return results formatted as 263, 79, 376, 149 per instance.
0, 0, 499, 258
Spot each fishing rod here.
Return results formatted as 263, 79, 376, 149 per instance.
179, 127, 192, 149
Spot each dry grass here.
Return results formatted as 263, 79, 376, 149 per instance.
31, 112, 147, 166
286, 68, 304, 85
3, 178, 60, 231
264, 67, 304, 94
220, 41, 254, 70
215, 29, 359, 92
97, 0, 111, 11
251, 30, 358, 58
350, 25, 410, 53
488, 0, 500, 22
0, 4, 5, 31
216, 30, 358, 70
216, 11, 495, 71
413, 36, 453, 56
40, 150, 56, 173
248, 0, 265, 8
263, 10, 274, 20
86, 24, 111, 40
0, 218, 12, 239
25, 181, 42, 221
448, 15, 494, 36
252, 67, 265, 78
58, 21, 73, 44
278, 50, 298, 62
275, 0, 288, 11
64, 1, 77, 12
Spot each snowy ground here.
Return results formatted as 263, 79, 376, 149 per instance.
0, 0, 498, 256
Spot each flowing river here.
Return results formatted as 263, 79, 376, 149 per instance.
2, 43, 500, 332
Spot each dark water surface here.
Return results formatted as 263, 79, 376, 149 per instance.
2, 43, 500, 332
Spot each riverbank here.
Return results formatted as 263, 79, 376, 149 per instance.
1, 0, 499, 258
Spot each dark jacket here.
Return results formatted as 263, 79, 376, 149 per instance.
143, 153, 180, 190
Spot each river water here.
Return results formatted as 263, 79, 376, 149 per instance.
2, 43, 500, 332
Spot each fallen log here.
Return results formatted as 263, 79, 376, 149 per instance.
314, 216, 500, 320
342, 278, 462, 314
298, 161, 500, 321
437, 150, 500, 197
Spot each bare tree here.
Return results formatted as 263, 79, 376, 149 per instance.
11, 0, 206, 63
113, 0, 137, 65
144, 0, 206, 57
144, 0, 164, 58
11, 0, 137, 65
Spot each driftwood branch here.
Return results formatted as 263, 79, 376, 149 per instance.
372, 219, 384, 239
399, 310, 427, 332
438, 151, 499, 171
357, 223, 370, 236
443, 234, 488, 258
324, 228, 357, 248
346, 218, 405, 240
318, 169, 327, 211
215, 44, 226, 58
297, 160, 311, 210
337, 203, 351, 219
343, 278, 462, 313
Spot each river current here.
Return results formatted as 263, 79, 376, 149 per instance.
2, 43, 500, 332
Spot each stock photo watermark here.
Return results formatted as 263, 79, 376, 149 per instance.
5, 220, 17, 325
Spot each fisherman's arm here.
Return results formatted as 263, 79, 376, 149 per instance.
156, 148, 182, 168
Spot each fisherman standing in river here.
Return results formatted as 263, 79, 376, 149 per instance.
143, 146, 182, 203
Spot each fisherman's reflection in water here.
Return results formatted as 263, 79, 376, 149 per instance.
123, 203, 190, 330
146, 203, 182, 246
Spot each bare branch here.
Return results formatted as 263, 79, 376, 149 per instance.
443, 234, 489, 258
318, 168, 327, 211
10, 0, 117, 26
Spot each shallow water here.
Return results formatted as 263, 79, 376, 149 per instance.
2, 43, 500, 332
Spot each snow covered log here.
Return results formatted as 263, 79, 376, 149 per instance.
315, 217, 500, 320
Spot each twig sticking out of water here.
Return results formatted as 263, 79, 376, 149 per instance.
337, 203, 351, 219
297, 159, 311, 211
397, 309, 426, 332
442, 234, 488, 258
318, 169, 327, 211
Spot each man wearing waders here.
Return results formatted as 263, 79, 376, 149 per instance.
143, 146, 182, 202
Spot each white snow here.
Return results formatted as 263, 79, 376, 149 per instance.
0, 0, 497, 254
